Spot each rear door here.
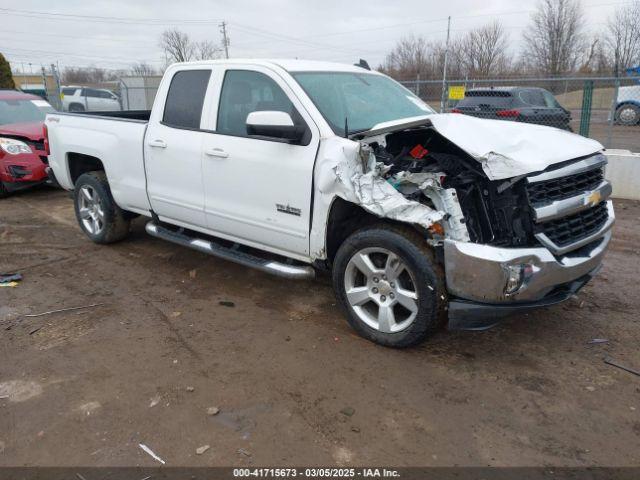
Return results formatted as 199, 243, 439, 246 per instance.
144, 68, 213, 229
200, 66, 320, 259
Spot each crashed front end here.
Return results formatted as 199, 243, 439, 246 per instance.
318, 114, 614, 329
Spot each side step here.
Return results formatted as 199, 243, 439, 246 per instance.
145, 222, 315, 280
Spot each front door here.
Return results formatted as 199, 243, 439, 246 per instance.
144, 68, 213, 229
201, 67, 319, 258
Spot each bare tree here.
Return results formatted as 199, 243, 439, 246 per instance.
160, 29, 196, 63
130, 62, 156, 76
604, 0, 640, 76
195, 40, 222, 60
160, 29, 222, 64
62, 66, 113, 84
522, 0, 586, 75
458, 21, 510, 77
380, 35, 430, 80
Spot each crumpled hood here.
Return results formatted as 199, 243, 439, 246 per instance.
359, 114, 603, 181
0, 121, 44, 142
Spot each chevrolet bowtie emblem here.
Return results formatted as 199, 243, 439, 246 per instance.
586, 190, 602, 206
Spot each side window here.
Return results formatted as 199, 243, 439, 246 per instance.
85, 89, 101, 98
163, 70, 211, 129
62, 88, 77, 96
519, 90, 546, 107
543, 91, 560, 108
217, 70, 296, 137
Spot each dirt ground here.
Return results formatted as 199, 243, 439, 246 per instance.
1, 188, 639, 467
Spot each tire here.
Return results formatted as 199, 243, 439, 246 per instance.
73, 171, 130, 244
332, 223, 447, 348
0, 182, 9, 199
615, 104, 640, 126
69, 103, 85, 112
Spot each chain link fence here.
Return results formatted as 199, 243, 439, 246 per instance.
401, 76, 640, 152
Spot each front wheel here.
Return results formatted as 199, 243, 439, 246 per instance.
332, 224, 447, 348
73, 171, 130, 244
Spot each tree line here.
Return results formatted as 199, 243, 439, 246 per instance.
58, 0, 639, 85
379, 0, 640, 80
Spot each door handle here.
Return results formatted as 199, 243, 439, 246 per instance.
205, 147, 229, 158
148, 139, 167, 148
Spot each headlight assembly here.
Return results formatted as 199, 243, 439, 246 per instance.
0, 138, 33, 155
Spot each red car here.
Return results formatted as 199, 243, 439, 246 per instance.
0, 89, 55, 197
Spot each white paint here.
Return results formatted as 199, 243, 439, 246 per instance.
604, 149, 640, 200
31, 99, 52, 108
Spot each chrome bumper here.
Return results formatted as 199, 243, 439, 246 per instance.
444, 217, 613, 304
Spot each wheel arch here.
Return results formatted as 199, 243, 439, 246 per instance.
324, 196, 431, 266
67, 152, 105, 186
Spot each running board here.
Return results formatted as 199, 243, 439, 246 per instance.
145, 222, 315, 280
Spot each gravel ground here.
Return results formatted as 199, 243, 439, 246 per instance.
0, 188, 639, 467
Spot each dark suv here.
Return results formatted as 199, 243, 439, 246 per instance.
452, 87, 572, 131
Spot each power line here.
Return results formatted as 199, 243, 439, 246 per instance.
0, 7, 222, 25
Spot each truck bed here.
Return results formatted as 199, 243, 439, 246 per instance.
60, 110, 151, 122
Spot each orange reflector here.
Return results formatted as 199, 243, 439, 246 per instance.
428, 223, 444, 236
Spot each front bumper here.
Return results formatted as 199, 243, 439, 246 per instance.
444, 210, 613, 329
1, 153, 48, 187
448, 267, 599, 330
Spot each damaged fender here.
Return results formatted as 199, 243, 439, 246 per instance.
316, 137, 445, 231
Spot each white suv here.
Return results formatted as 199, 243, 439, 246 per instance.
61, 86, 121, 112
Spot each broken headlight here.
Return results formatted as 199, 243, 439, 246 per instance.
0, 138, 32, 155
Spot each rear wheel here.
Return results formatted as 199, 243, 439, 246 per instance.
332, 224, 447, 348
69, 103, 85, 112
615, 104, 640, 126
73, 171, 130, 244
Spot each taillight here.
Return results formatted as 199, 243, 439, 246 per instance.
43, 123, 50, 155
496, 109, 520, 117
450, 108, 463, 114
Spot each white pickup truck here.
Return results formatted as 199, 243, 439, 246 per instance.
46, 60, 614, 348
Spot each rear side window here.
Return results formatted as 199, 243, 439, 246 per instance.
518, 89, 547, 107
458, 91, 513, 108
163, 70, 211, 129
62, 88, 77, 95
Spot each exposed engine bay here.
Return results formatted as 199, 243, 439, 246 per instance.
359, 125, 536, 248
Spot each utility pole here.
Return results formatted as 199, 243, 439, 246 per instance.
219, 21, 230, 59
440, 16, 451, 113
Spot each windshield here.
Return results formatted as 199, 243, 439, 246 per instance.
292, 72, 435, 136
0, 99, 55, 126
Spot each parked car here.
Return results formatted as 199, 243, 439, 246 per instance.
46, 60, 613, 347
0, 90, 54, 197
61, 86, 121, 112
452, 86, 572, 130
613, 85, 640, 125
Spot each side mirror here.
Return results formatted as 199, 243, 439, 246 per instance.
246, 111, 305, 143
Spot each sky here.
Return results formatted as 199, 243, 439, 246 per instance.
0, 0, 630, 74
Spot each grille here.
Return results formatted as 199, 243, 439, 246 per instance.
539, 202, 608, 247
26, 140, 45, 152
527, 166, 604, 204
